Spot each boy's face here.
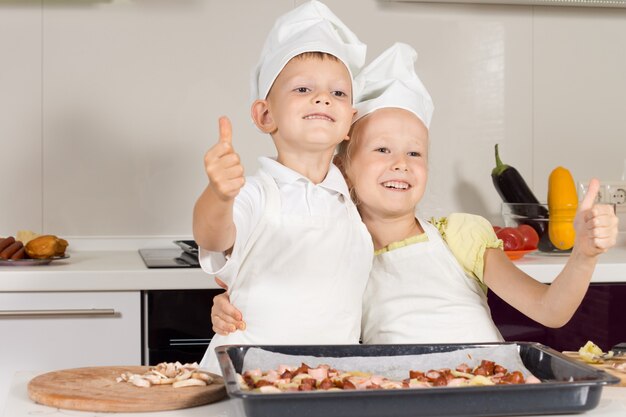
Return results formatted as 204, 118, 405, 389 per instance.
264, 55, 355, 153
345, 108, 429, 221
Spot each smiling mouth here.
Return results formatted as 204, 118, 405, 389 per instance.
303, 113, 334, 122
382, 181, 411, 190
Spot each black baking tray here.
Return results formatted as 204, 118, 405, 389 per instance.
216, 342, 619, 417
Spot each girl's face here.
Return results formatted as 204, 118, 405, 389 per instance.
345, 108, 429, 222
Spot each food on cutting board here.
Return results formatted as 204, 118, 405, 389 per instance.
569, 341, 626, 375
0, 233, 68, 261
578, 341, 608, 364
117, 361, 214, 388
25, 235, 69, 259
237, 360, 541, 393
576, 340, 621, 364
548, 166, 578, 250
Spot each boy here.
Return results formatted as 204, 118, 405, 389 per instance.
192, 1, 373, 374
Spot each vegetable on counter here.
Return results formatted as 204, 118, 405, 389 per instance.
547, 166, 578, 250
491, 144, 542, 207
491, 144, 555, 252
494, 225, 539, 251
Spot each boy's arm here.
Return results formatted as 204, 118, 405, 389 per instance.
483, 179, 619, 328
193, 117, 245, 252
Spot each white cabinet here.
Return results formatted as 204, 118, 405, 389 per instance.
0, 291, 141, 411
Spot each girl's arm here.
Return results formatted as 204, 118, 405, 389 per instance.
483, 179, 618, 328
211, 278, 245, 335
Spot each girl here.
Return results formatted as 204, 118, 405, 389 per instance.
210, 43, 619, 345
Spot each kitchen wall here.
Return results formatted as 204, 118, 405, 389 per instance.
1, 0, 625, 238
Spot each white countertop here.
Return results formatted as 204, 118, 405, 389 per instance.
3, 371, 626, 417
510, 245, 626, 283
2, 371, 245, 417
0, 237, 218, 292
1, 237, 625, 292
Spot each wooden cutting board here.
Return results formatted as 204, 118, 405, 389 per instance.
27, 366, 226, 412
562, 352, 626, 387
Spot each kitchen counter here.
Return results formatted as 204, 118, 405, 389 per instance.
0, 237, 218, 292
1, 237, 626, 292
511, 244, 626, 283
3, 371, 626, 417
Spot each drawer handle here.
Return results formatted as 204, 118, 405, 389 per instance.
0, 308, 117, 318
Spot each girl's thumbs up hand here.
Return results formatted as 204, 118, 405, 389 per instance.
574, 178, 619, 257
203, 116, 245, 201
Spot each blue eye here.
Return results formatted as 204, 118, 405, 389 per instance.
375, 147, 390, 154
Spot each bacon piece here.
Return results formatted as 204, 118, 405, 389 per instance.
294, 363, 310, 375
500, 371, 524, 384
342, 379, 356, 390
307, 367, 328, 381
425, 370, 440, 381
477, 360, 496, 376
456, 363, 471, 373
409, 370, 425, 379
318, 377, 334, 390
432, 375, 448, 386
254, 379, 275, 388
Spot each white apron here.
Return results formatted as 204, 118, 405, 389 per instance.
362, 217, 503, 345
201, 171, 373, 373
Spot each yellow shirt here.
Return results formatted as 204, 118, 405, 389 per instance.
375, 213, 503, 291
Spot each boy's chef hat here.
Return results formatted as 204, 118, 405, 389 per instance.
251, 0, 366, 102
353, 42, 434, 128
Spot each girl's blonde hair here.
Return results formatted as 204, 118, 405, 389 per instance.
336, 117, 367, 206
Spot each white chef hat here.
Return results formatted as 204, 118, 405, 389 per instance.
353, 42, 434, 128
251, 0, 366, 103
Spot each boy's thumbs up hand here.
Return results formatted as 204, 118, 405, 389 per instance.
574, 178, 619, 257
203, 116, 245, 201
218, 115, 233, 144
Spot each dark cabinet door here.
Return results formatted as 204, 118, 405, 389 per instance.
488, 283, 626, 352
143, 289, 224, 365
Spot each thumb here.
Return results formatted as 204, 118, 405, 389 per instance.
579, 178, 600, 212
218, 116, 233, 145
215, 276, 229, 291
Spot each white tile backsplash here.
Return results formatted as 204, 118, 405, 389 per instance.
0, 6, 43, 234
1, 1, 625, 237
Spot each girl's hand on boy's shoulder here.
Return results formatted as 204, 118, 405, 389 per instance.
211, 278, 246, 336
574, 179, 619, 257
204, 116, 245, 201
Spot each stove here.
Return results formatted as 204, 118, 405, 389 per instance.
139, 240, 199, 268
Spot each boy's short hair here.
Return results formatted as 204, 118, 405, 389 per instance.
266, 52, 341, 98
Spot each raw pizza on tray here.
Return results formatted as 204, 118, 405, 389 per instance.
238, 359, 541, 393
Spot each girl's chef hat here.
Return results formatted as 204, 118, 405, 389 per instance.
251, 0, 366, 103
353, 42, 434, 128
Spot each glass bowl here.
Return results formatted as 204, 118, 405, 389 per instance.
501, 202, 574, 254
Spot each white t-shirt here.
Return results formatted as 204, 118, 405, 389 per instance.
199, 157, 373, 374
199, 157, 356, 280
